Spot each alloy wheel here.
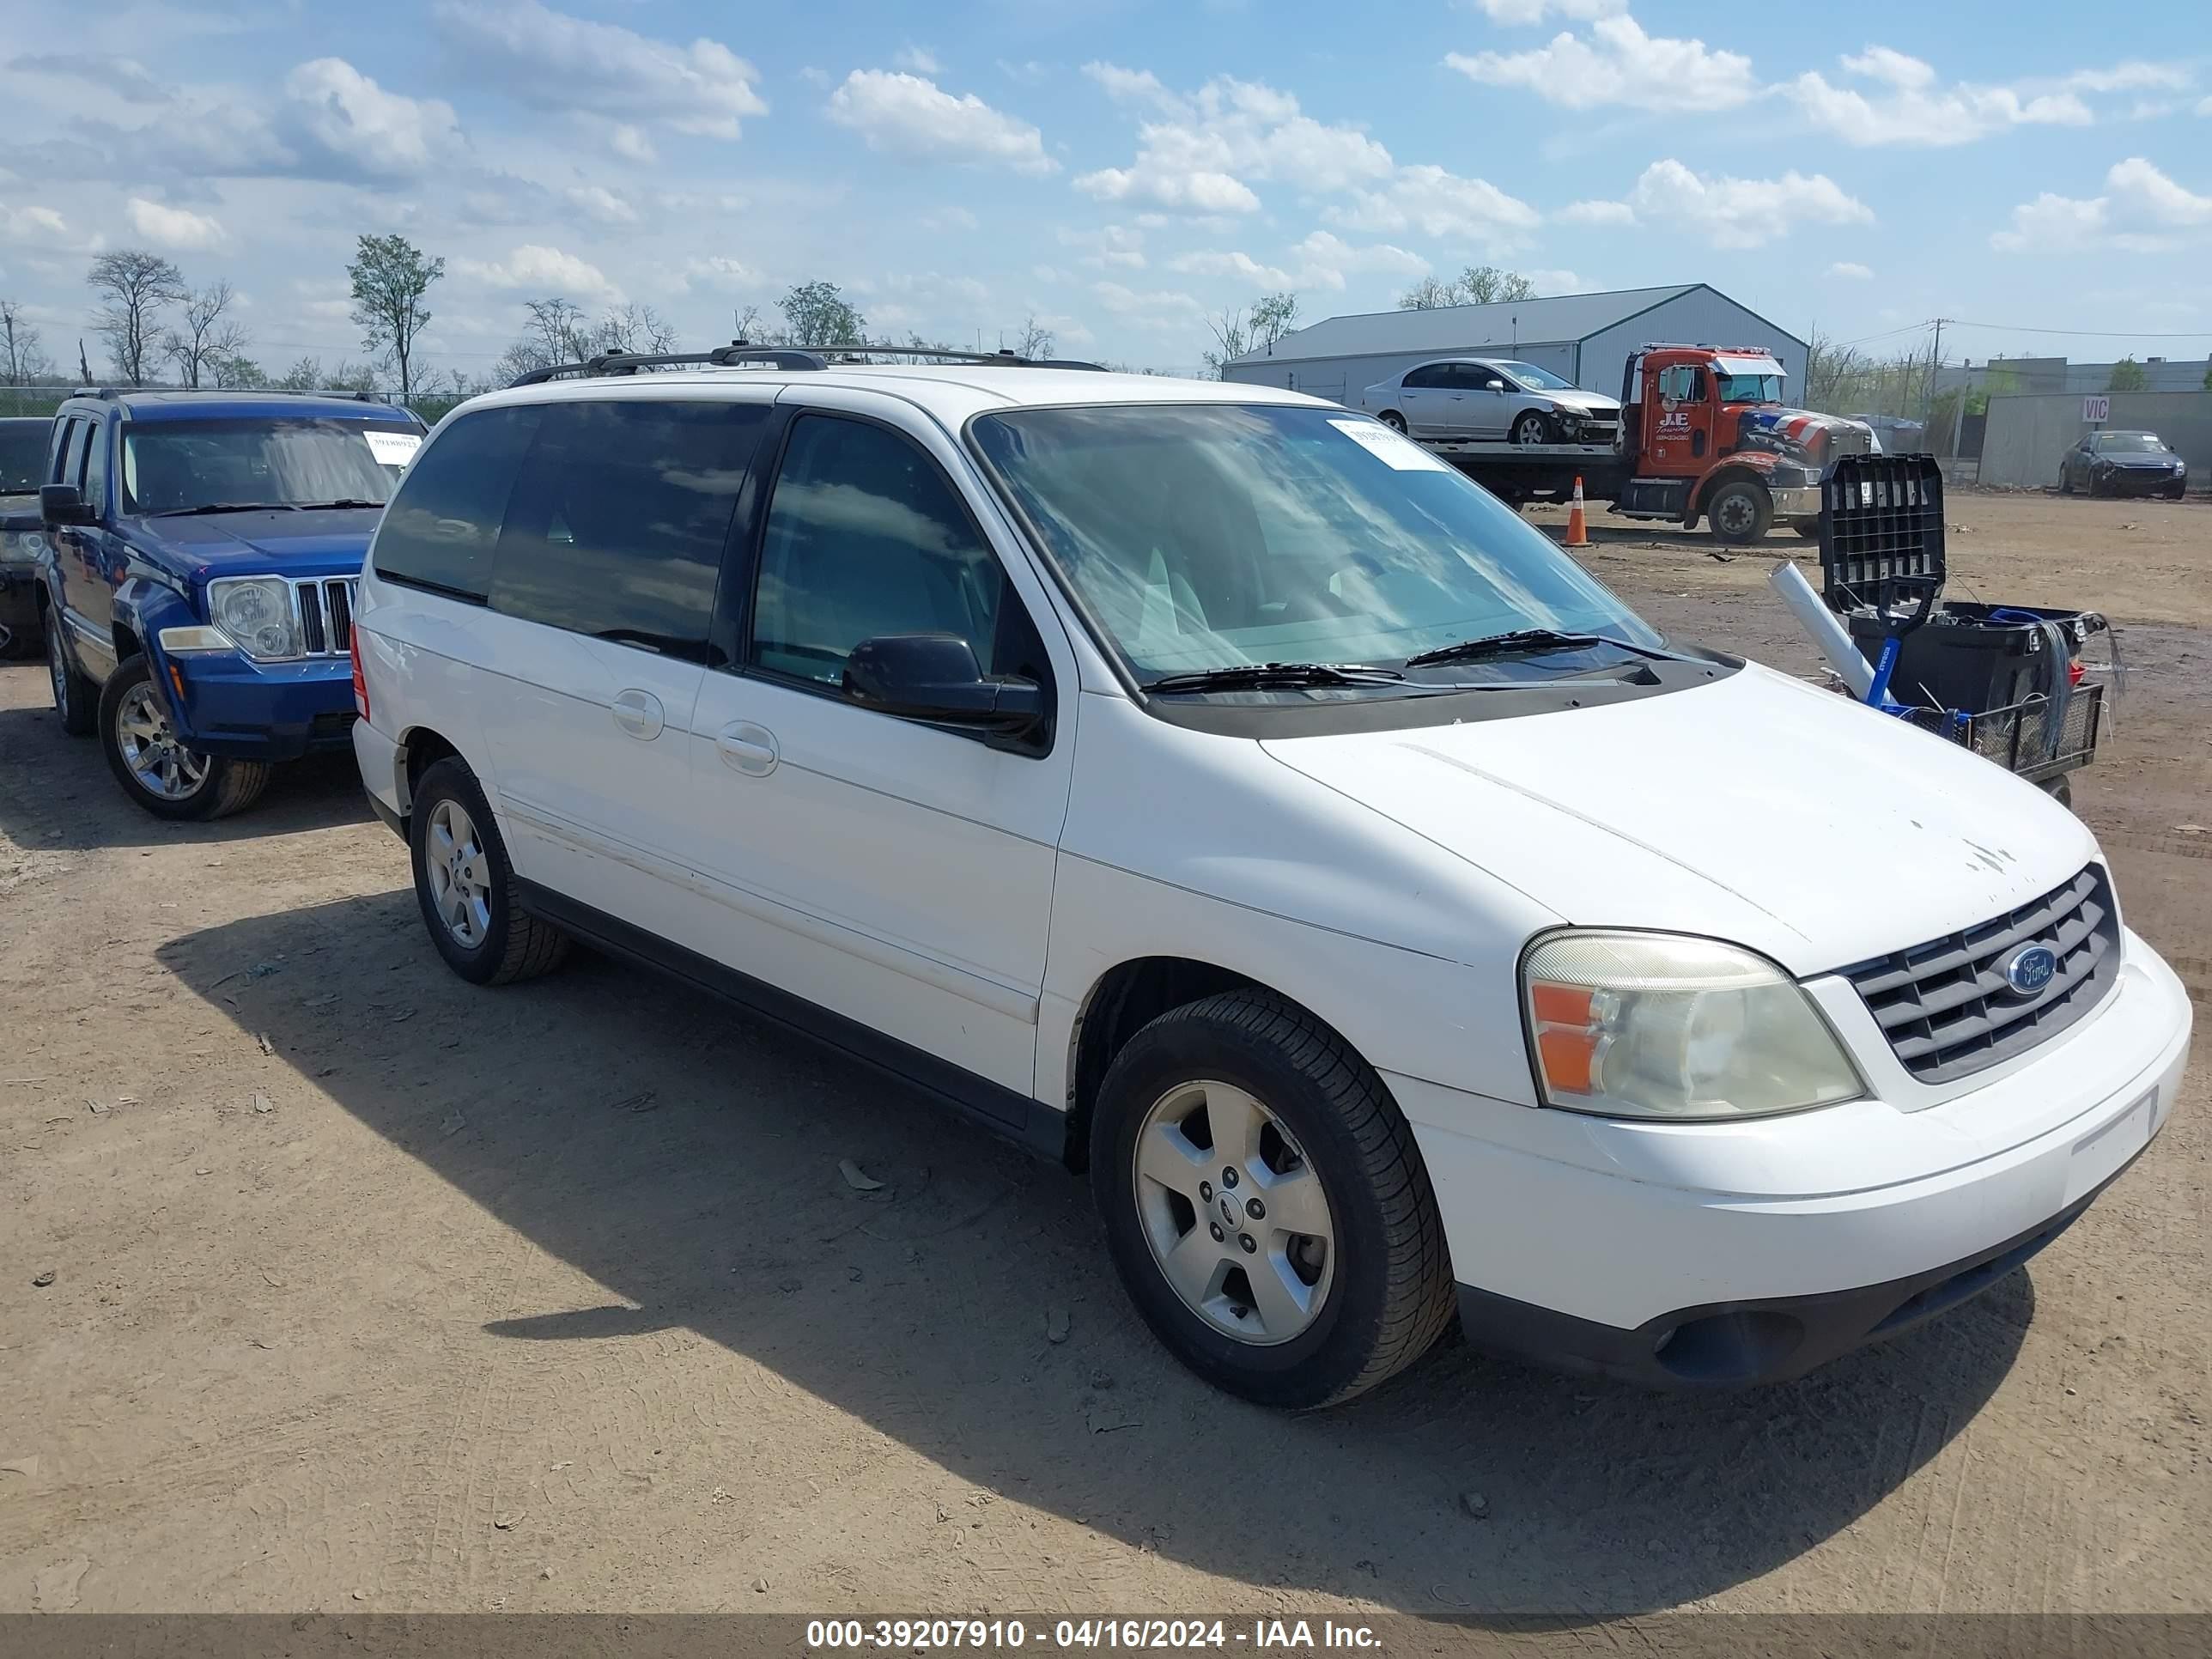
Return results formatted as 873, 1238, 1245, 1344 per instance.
425, 798, 494, 949
112, 683, 210, 800
1131, 1079, 1336, 1346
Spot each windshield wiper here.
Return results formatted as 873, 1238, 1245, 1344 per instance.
1404, 629, 1676, 669
150, 501, 301, 517
298, 498, 385, 510
1143, 661, 1408, 695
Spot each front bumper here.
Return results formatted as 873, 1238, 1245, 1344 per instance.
1770, 483, 1822, 519
2095, 469, 2187, 496
1398, 931, 2191, 1388
0, 564, 40, 641
162, 649, 360, 762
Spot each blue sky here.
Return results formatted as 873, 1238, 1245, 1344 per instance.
2, 0, 2208, 381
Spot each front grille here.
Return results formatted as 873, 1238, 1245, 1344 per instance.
289, 576, 359, 657
1843, 866, 2120, 1085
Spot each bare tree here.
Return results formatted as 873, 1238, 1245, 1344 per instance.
276, 356, 325, 392
347, 234, 443, 404
164, 281, 245, 390
522, 297, 590, 366
0, 299, 55, 384
732, 304, 765, 342
596, 301, 678, 356
1396, 265, 1538, 310
1012, 313, 1055, 361
1200, 307, 1252, 380
88, 250, 186, 385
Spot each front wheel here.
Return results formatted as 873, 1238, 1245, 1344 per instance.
1091, 989, 1455, 1409
98, 654, 269, 819
1510, 410, 1555, 447
409, 757, 570, 986
1706, 479, 1774, 545
48, 619, 95, 736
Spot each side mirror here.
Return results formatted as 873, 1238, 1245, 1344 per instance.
40, 483, 91, 527
843, 633, 1044, 737
1485, 378, 1507, 392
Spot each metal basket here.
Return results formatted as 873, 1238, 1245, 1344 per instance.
1895, 682, 2105, 781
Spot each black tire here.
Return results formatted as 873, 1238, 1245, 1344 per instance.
409, 757, 569, 986
1705, 478, 1773, 545
1510, 410, 1555, 447
2058, 469, 2075, 495
98, 653, 270, 819
1376, 409, 1407, 434
2166, 484, 2187, 501
1090, 988, 1455, 1409
2039, 775, 2075, 810
1792, 520, 1822, 540
47, 616, 95, 737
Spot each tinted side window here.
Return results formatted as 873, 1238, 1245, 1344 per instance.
1402, 364, 1446, 390
56, 418, 88, 491
489, 399, 766, 658
81, 421, 107, 514
373, 405, 542, 600
750, 415, 1026, 690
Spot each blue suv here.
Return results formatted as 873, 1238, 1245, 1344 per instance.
37, 389, 426, 818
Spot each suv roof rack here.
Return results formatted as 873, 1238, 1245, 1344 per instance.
507, 341, 1105, 389
69, 386, 395, 403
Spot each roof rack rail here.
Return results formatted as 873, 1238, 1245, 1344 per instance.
507, 340, 1104, 389
68, 386, 398, 403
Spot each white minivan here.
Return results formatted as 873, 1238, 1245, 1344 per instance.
349, 358, 2191, 1407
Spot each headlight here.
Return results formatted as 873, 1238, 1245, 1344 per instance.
207, 575, 301, 659
1522, 932, 1863, 1121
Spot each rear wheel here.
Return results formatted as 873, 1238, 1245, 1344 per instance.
98, 654, 269, 819
1706, 478, 1774, 545
409, 757, 570, 986
1510, 410, 1555, 447
1091, 989, 1455, 1408
2039, 775, 2075, 810
47, 618, 95, 737
1376, 409, 1407, 434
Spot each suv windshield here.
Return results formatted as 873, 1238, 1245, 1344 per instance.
122, 418, 412, 515
0, 423, 45, 495
970, 404, 1659, 683
1493, 361, 1575, 392
2094, 432, 2167, 453
1715, 373, 1784, 404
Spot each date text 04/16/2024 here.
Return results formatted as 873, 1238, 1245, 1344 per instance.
803, 1620, 1382, 1650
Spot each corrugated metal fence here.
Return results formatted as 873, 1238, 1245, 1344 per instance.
1981, 392, 2210, 492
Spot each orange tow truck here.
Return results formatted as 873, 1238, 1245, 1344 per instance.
1431, 343, 1877, 545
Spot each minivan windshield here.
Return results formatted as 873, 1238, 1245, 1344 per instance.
970, 404, 1661, 684
123, 419, 414, 516
1494, 361, 1575, 392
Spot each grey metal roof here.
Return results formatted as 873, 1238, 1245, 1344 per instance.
1231, 283, 1705, 365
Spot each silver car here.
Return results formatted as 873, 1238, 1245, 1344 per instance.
1356, 358, 1620, 447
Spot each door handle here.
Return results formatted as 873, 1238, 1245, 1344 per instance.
716, 720, 779, 776
611, 688, 665, 740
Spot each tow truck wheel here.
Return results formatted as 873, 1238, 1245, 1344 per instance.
1376, 410, 1407, 434
1510, 410, 1555, 447
1706, 479, 1773, 545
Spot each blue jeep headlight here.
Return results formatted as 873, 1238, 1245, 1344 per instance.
208, 576, 302, 659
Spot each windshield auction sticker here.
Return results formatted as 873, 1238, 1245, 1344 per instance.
364, 430, 423, 466
1328, 417, 1451, 472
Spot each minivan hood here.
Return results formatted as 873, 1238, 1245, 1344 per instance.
138, 507, 380, 584
1261, 662, 2099, 976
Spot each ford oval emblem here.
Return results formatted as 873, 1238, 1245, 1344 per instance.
2004, 945, 2058, 996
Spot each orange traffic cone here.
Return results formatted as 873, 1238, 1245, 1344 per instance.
1564, 476, 1592, 548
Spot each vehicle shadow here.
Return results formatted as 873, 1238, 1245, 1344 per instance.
157, 892, 2033, 1619
0, 690, 371, 853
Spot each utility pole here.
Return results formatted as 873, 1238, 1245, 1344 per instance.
1948, 357, 1970, 459
1922, 318, 1944, 441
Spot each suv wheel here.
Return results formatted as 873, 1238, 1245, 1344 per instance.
99, 654, 269, 818
409, 757, 570, 985
1091, 989, 1455, 1408
48, 620, 95, 737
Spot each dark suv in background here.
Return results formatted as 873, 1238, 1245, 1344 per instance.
37, 389, 426, 819
0, 415, 51, 656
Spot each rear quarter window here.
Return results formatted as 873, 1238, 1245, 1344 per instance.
371, 405, 543, 600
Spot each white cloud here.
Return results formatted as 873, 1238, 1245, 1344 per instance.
1790, 49, 2090, 146
999, 59, 1051, 85
2065, 63, 2191, 94
1991, 158, 2212, 252
1558, 198, 1635, 226
609, 124, 656, 163
1091, 281, 1206, 329
565, 185, 636, 224
1446, 17, 1756, 112
1289, 230, 1429, 277
2, 204, 73, 242
680, 255, 765, 293
893, 45, 942, 76
1523, 268, 1592, 294
433, 0, 767, 139
458, 243, 622, 301
1172, 230, 1431, 293
1571, 159, 1872, 248
1326, 164, 1540, 249
2200, 94, 2212, 117
1170, 249, 1307, 289
1829, 260, 1875, 280
280, 58, 461, 180
125, 196, 226, 248
1466, 0, 1624, 20
826, 70, 1056, 175
1074, 71, 1390, 216
1058, 223, 1146, 268
924, 205, 981, 231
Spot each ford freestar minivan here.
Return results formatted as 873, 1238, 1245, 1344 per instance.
349, 362, 2191, 1407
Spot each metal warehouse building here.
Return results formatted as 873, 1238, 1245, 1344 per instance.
1222, 283, 1808, 407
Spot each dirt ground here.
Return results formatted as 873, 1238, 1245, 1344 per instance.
2, 489, 2206, 1623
